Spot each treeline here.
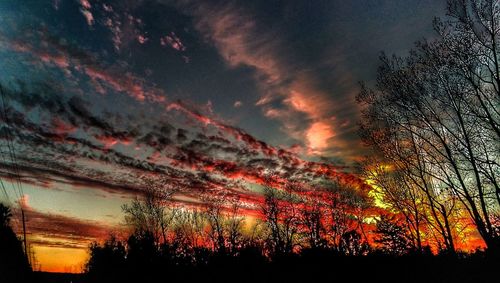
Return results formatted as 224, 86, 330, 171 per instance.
86, 181, 381, 282
84, 179, 495, 283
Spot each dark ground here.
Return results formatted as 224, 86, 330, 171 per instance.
22, 254, 498, 283
34, 272, 84, 283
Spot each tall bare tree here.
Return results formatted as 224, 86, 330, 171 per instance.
358, 0, 500, 253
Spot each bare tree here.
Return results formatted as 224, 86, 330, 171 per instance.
261, 185, 301, 256
321, 181, 370, 253
364, 161, 427, 252
122, 177, 177, 246
358, 0, 500, 253
173, 209, 205, 249
224, 199, 245, 255
374, 214, 415, 255
203, 195, 245, 255
299, 195, 325, 249
204, 196, 227, 254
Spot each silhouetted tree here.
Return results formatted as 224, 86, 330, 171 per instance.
0, 203, 31, 283
322, 181, 371, 253
126, 230, 162, 279
375, 215, 415, 256
363, 161, 427, 252
299, 196, 326, 249
434, 0, 500, 253
261, 186, 300, 257
85, 235, 127, 283
222, 199, 245, 255
339, 230, 369, 256
171, 209, 206, 264
203, 195, 245, 256
204, 196, 227, 254
122, 178, 177, 246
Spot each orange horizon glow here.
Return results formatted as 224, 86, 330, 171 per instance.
34, 245, 89, 273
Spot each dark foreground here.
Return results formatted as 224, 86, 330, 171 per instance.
16, 254, 499, 283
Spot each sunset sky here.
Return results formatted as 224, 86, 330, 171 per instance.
0, 0, 447, 272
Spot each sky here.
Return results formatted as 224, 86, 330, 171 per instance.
0, 0, 447, 272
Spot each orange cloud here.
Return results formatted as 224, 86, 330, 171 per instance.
306, 121, 335, 152
94, 134, 132, 149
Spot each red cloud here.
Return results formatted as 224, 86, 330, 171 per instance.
94, 134, 133, 149
160, 32, 186, 51
11, 206, 121, 250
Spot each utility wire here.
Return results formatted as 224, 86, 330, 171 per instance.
0, 84, 28, 264
0, 85, 24, 199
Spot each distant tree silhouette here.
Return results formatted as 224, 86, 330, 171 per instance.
203, 196, 245, 256
375, 215, 415, 256
339, 230, 369, 256
171, 209, 206, 264
126, 230, 164, 280
224, 201, 246, 255
0, 203, 31, 283
205, 197, 227, 255
84, 179, 499, 283
85, 235, 127, 283
321, 181, 371, 253
122, 178, 178, 246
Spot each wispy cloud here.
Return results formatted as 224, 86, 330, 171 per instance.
12, 205, 119, 249
174, 1, 347, 156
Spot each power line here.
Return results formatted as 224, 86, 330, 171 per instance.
0, 176, 10, 203
0, 83, 29, 265
0, 85, 24, 199
0, 85, 14, 203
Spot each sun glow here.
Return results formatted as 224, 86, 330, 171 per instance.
34, 246, 88, 273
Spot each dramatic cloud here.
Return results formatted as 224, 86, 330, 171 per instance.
172, 0, 343, 155
0, 78, 368, 216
